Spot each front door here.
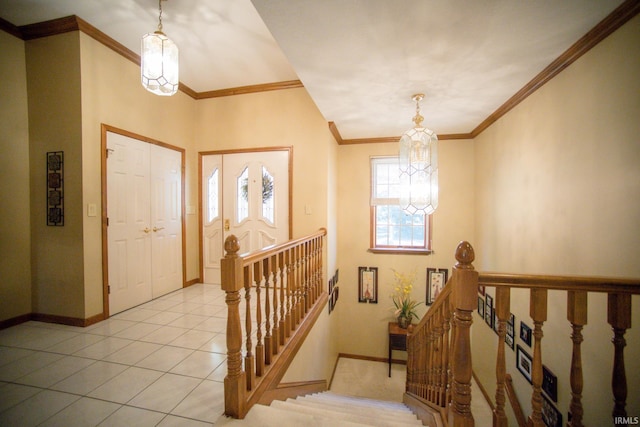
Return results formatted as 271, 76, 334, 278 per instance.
201, 150, 290, 283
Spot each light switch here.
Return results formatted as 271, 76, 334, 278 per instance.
305, 204, 312, 215
87, 203, 97, 217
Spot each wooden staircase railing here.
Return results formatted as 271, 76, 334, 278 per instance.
404, 241, 640, 427
221, 228, 327, 419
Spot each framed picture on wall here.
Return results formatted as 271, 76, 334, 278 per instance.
516, 345, 533, 383
542, 393, 562, 427
426, 268, 448, 304
358, 267, 378, 303
520, 321, 532, 347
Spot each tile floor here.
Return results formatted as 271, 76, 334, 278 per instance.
0, 283, 228, 426
1, 283, 493, 426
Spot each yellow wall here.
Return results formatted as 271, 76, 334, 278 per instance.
79, 32, 197, 317
472, 15, 640, 425
335, 139, 475, 358
0, 30, 31, 321
26, 32, 85, 318
193, 87, 340, 382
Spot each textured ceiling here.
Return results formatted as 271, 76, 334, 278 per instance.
0, 0, 627, 139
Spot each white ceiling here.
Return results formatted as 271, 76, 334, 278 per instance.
0, 0, 625, 139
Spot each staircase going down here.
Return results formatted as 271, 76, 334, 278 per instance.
216, 391, 426, 426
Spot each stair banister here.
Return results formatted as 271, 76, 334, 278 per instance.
222, 228, 328, 419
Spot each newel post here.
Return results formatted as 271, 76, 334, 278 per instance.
450, 241, 478, 427
222, 235, 246, 418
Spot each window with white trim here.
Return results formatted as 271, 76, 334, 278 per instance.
370, 156, 432, 253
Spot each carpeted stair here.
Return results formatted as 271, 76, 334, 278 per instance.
215, 391, 425, 426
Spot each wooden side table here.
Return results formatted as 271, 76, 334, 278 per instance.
388, 321, 410, 377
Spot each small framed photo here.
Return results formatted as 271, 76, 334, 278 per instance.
542, 365, 558, 403
485, 294, 493, 308
358, 267, 378, 303
520, 322, 532, 347
505, 334, 515, 350
516, 345, 533, 383
485, 305, 493, 329
477, 297, 485, 318
542, 393, 562, 427
426, 268, 448, 304
506, 313, 515, 338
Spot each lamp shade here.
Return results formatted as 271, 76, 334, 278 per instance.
398, 125, 438, 215
141, 30, 179, 96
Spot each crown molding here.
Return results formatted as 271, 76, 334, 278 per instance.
331, 0, 640, 145
4, 0, 638, 139
470, 0, 640, 138
9, 15, 301, 100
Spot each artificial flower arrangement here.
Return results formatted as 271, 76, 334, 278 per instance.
390, 269, 422, 328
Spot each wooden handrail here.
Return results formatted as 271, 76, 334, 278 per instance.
404, 241, 640, 427
479, 272, 640, 293
222, 228, 327, 419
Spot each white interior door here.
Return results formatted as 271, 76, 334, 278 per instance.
150, 145, 183, 298
201, 150, 289, 283
107, 133, 152, 314
107, 132, 183, 315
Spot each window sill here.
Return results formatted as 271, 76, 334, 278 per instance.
368, 248, 433, 255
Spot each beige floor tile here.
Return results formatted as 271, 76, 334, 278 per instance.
127, 373, 201, 412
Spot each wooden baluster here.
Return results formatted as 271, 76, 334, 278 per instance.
278, 252, 286, 346
254, 262, 264, 376
263, 257, 272, 365
300, 243, 309, 314
493, 287, 510, 427
450, 241, 477, 427
243, 266, 255, 391
295, 244, 303, 325
567, 291, 587, 427
427, 316, 435, 402
221, 235, 246, 418
529, 288, 547, 427
448, 289, 456, 408
284, 249, 292, 337
443, 291, 452, 407
271, 254, 279, 355
435, 306, 445, 406
608, 293, 631, 420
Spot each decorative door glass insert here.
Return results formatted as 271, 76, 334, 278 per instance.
207, 168, 219, 223
237, 167, 249, 222
262, 166, 275, 224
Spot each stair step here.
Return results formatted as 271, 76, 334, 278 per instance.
288, 396, 421, 423
271, 400, 422, 427
307, 391, 412, 412
217, 403, 374, 427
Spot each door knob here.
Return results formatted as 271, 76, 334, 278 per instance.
153, 226, 165, 232
142, 227, 151, 234
224, 219, 230, 231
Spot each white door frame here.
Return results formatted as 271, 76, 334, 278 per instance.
198, 147, 293, 283
101, 124, 186, 317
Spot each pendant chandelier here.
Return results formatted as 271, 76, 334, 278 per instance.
141, 0, 179, 96
398, 94, 439, 215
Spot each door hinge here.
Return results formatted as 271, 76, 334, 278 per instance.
108, 285, 111, 294
106, 217, 109, 226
